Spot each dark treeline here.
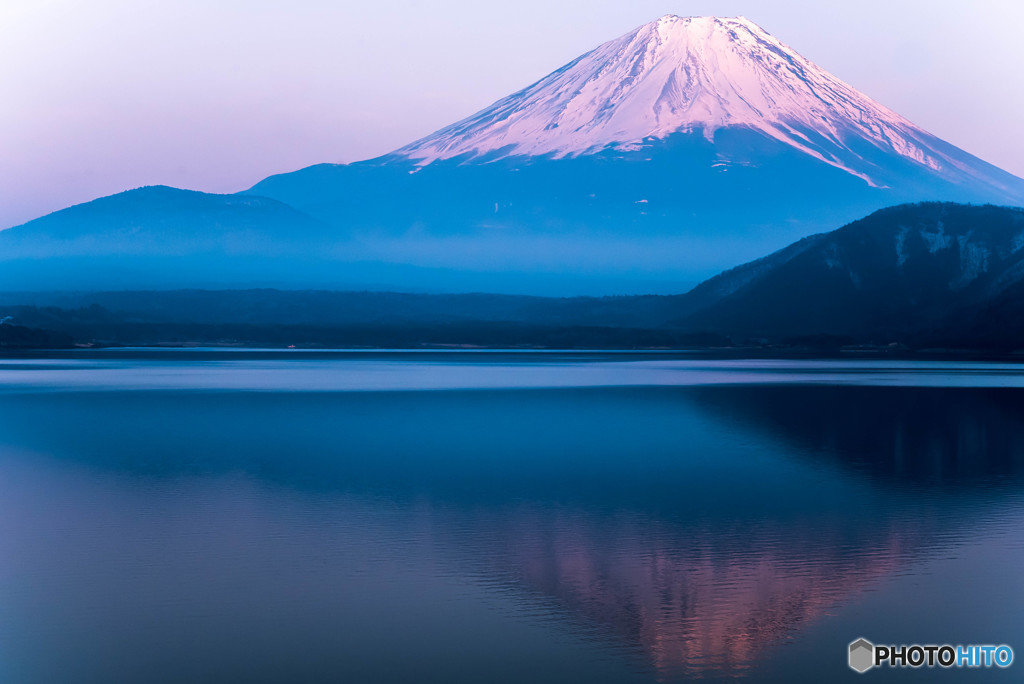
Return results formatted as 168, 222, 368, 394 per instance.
0, 300, 723, 350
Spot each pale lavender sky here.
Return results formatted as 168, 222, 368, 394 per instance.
2, 0, 1022, 229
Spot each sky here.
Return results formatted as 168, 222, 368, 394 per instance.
2, 0, 1023, 229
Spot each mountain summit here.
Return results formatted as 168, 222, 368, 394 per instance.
396, 15, 1010, 193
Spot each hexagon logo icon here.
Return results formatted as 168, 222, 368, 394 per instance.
849, 638, 875, 673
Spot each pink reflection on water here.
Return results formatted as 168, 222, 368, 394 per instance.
463, 508, 952, 679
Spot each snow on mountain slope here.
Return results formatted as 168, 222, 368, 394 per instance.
394, 16, 978, 188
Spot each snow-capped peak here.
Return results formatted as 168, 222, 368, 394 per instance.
393, 15, 947, 185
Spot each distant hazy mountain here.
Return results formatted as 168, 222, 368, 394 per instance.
0, 186, 364, 291
3, 16, 1024, 295
0, 186, 330, 254
676, 202, 1024, 347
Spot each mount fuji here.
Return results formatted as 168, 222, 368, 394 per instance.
3, 15, 1023, 294
393, 15, 1010, 192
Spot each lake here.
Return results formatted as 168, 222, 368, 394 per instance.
0, 351, 1022, 682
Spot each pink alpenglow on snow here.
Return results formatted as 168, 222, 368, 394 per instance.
396, 16, 952, 187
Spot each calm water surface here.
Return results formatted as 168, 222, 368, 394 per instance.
1, 351, 1022, 682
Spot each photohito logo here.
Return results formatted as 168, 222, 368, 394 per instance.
848, 638, 1014, 673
